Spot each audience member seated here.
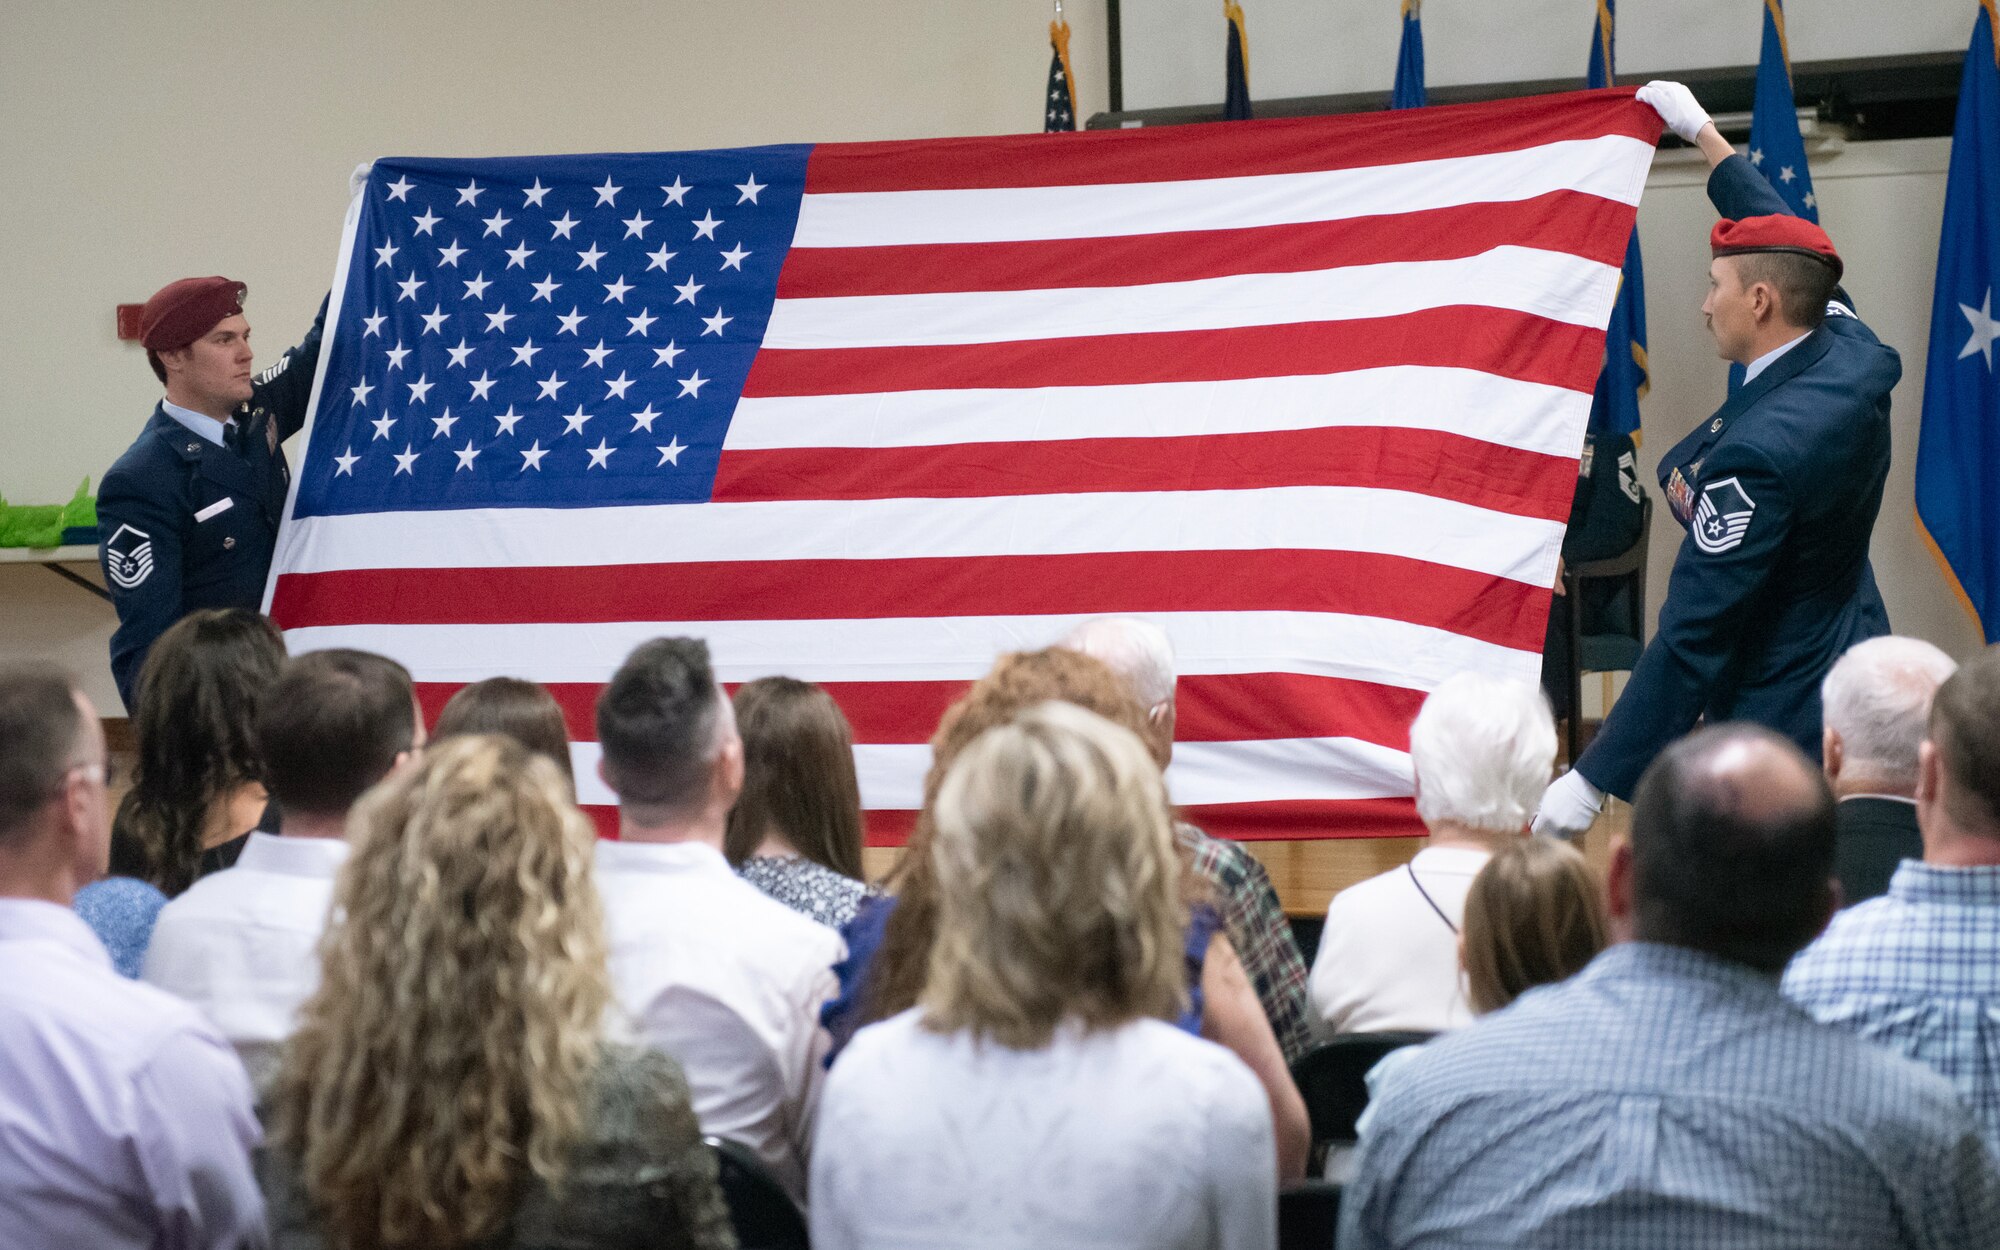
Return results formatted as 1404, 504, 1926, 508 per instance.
432, 675, 575, 788
143, 649, 422, 1084
592, 637, 843, 1200
834, 646, 1310, 1179
1462, 835, 1608, 1016
811, 701, 1277, 1250
1308, 674, 1553, 1037
260, 736, 733, 1250
1786, 645, 2000, 1157
1816, 635, 1957, 905
725, 676, 874, 930
1341, 724, 2000, 1249
1062, 616, 1313, 1063
0, 663, 265, 1247
73, 872, 168, 978
110, 607, 286, 894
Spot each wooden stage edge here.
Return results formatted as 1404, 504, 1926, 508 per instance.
863, 802, 1626, 918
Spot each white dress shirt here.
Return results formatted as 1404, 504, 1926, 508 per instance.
0, 898, 266, 1249
161, 399, 235, 447
594, 839, 843, 1200
142, 832, 349, 1085
1307, 845, 1489, 1038
1741, 331, 1810, 386
811, 1011, 1277, 1250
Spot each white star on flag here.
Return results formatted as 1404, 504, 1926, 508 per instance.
523, 179, 551, 207
468, 371, 497, 400
735, 174, 765, 204
412, 208, 441, 236
550, 212, 580, 239
482, 210, 512, 237
1959, 289, 2000, 370
538, 370, 567, 400
582, 340, 614, 367
374, 241, 399, 268
588, 439, 616, 468
657, 436, 687, 465
603, 276, 634, 303
623, 212, 653, 239
702, 308, 732, 336
557, 307, 587, 335
421, 305, 450, 335
531, 275, 561, 302
661, 177, 691, 206
485, 306, 516, 333
385, 177, 414, 201
457, 180, 484, 206
384, 342, 410, 371
493, 405, 524, 435
678, 370, 707, 398
506, 242, 535, 268
1778, 166, 1797, 184
432, 409, 458, 438
719, 244, 750, 271
394, 446, 419, 475
653, 341, 684, 367
692, 210, 722, 240
397, 274, 425, 302
562, 406, 594, 435
520, 440, 549, 470
447, 339, 475, 367
462, 273, 492, 300
455, 441, 480, 470
674, 276, 703, 304
604, 371, 635, 399
511, 340, 542, 367
437, 240, 466, 267
372, 414, 396, 441
577, 243, 607, 270
630, 403, 662, 431
334, 449, 359, 474
363, 312, 385, 337
646, 244, 677, 272
627, 308, 657, 336
406, 374, 434, 404
594, 177, 622, 206
350, 379, 375, 405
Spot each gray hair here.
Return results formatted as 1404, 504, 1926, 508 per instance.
1821, 636, 1957, 788
1059, 617, 1176, 709
1410, 673, 1556, 835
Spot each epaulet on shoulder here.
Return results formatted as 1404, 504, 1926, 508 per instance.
1826, 300, 1858, 320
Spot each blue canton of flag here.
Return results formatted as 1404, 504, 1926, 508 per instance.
1392, 0, 1426, 111
296, 147, 810, 517
1585, 0, 1646, 438
1749, 0, 1819, 220
1046, 16, 1078, 131
1916, 0, 2000, 644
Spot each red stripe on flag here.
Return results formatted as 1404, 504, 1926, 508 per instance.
741, 307, 1606, 398
712, 426, 1576, 521
776, 191, 1632, 298
276, 549, 1549, 651
804, 89, 1657, 193
858, 798, 1423, 847
416, 671, 1425, 757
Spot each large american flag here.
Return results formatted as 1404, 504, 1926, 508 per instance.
267, 89, 1660, 843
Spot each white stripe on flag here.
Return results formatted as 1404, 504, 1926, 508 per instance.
790, 135, 1655, 248
566, 736, 1413, 810
284, 610, 1540, 694
761, 247, 1620, 349
722, 369, 1592, 458
274, 486, 1562, 580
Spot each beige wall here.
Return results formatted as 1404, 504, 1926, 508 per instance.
0, 3, 1983, 719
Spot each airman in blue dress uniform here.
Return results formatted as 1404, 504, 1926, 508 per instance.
1537, 82, 1899, 835
98, 277, 326, 708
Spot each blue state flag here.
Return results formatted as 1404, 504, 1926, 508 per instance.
1916, 0, 2000, 643
1749, 0, 1819, 219
1586, 0, 1647, 438
1392, 0, 1426, 110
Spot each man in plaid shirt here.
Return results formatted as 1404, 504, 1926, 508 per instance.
1786, 645, 2000, 1158
1062, 618, 1312, 1062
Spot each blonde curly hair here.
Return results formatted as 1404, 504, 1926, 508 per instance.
922, 700, 1187, 1048
267, 734, 611, 1250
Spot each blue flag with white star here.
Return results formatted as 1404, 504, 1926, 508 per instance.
1392, 0, 1426, 110
1916, 1, 2000, 643
1749, 0, 1819, 220
1585, 0, 1646, 438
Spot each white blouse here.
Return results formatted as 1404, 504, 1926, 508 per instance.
810, 1010, 1276, 1250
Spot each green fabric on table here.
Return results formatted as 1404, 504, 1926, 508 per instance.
0, 480, 97, 548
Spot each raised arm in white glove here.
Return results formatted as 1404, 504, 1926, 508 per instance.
1636, 80, 1712, 144
1533, 769, 1604, 840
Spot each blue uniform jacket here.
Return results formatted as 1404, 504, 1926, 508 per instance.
1574, 156, 1898, 799
98, 300, 326, 707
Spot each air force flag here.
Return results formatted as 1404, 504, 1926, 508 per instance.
1916, 0, 2000, 643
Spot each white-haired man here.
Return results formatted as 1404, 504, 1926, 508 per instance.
1308, 673, 1555, 1037
1060, 618, 1313, 1062
1785, 645, 2000, 1158
1817, 636, 1957, 904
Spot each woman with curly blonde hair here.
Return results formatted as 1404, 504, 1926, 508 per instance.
810, 702, 1277, 1250
260, 735, 734, 1250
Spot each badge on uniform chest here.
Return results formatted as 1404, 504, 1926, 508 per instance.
1667, 467, 1695, 523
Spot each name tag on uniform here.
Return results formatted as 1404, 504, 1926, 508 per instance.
194, 497, 235, 523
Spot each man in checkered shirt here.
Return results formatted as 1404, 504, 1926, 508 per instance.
1786, 645, 2000, 1159
1342, 724, 1999, 1249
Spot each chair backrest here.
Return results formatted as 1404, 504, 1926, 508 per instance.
1278, 1180, 1344, 1250
1291, 1032, 1435, 1148
706, 1136, 810, 1250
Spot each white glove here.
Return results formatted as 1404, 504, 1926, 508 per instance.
1533, 769, 1604, 839
1636, 80, 1712, 144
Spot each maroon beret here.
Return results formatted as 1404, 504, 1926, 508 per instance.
139, 276, 247, 353
1709, 215, 1842, 282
